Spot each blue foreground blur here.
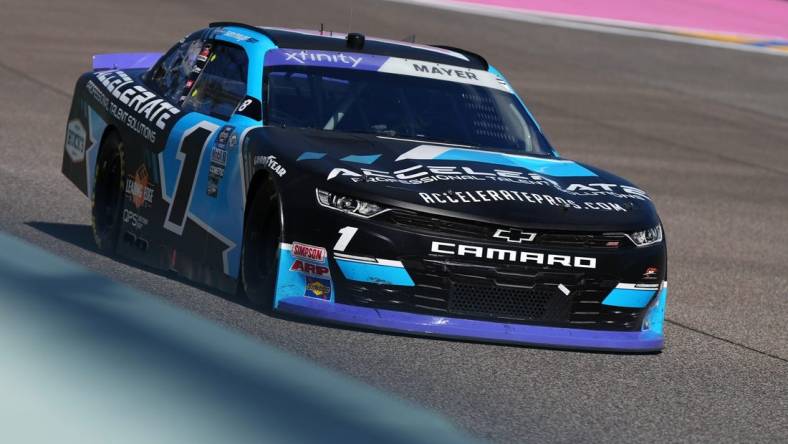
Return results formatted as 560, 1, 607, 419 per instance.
0, 232, 477, 444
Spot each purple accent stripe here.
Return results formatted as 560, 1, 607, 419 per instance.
277, 297, 664, 351
92, 52, 163, 71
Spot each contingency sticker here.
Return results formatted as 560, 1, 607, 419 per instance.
304, 276, 332, 300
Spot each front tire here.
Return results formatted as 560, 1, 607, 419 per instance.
92, 131, 125, 254
240, 180, 281, 308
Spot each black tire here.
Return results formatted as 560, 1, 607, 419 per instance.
92, 131, 125, 254
240, 180, 281, 308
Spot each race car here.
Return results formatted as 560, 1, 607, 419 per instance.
61, 22, 667, 351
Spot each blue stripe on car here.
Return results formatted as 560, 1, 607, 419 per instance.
297, 151, 327, 161
340, 154, 381, 164
435, 149, 596, 177
602, 288, 656, 308
335, 259, 415, 286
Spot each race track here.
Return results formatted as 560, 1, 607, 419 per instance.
1, 0, 786, 442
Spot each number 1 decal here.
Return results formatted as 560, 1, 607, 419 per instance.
334, 226, 358, 252
164, 122, 216, 235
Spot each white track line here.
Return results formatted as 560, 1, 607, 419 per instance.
381, 0, 788, 57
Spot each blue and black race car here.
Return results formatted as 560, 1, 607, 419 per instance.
61, 22, 667, 351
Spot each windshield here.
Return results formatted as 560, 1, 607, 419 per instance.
264, 66, 553, 155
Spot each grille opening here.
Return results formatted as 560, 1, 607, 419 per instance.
448, 282, 565, 321
382, 209, 627, 249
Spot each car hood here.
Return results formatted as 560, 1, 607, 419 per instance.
251, 127, 660, 232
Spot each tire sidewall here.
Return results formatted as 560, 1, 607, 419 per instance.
240, 181, 281, 308
91, 131, 125, 254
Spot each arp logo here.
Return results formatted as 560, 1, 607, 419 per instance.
290, 259, 330, 278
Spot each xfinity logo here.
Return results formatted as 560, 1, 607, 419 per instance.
430, 241, 597, 269
283, 50, 363, 68
493, 228, 536, 244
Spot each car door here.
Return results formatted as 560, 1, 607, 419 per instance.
154, 37, 258, 285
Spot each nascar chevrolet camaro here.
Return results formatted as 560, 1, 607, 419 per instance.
61, 22, 667, 351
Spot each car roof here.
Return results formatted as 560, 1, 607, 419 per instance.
209, 22, 489, 70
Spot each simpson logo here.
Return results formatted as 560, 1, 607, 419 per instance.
65, 119, 87, 162
290, 260, 330, 277
125, 165, 154, 208
304, 276, 332, 300
292, 242, 327, 263
430, 241, 597, 269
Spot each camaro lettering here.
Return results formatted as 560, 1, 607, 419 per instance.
430, 241, 596, 269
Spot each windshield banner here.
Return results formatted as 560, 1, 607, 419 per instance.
264, 49, 512, 93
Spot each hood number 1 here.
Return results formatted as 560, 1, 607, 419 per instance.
334, 226, 358, 252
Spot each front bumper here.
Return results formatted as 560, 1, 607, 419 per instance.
275, 202, 668, 351
276, 293, 665, 352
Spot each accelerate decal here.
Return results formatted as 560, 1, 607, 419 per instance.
89, 70, 180, 143
327, 164, 555, 184
419, 189, 630, 212
431, 241, 597, 269
328, 165, 649, 201
396, 145, 594, 177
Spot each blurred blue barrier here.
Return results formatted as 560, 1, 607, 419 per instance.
0, 232, 479, 444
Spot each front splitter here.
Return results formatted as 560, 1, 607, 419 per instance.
276, 297, 664, 352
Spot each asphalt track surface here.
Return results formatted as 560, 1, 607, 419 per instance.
1, 1, 786, 442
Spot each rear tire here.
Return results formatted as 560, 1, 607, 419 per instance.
240, 180, 281, 308
92, 131, 125, 254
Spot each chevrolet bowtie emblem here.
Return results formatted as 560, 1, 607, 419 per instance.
493, 228, 537, 243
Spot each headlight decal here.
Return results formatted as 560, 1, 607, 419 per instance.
626, 225, 663, 247
316, 189, 389, 218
